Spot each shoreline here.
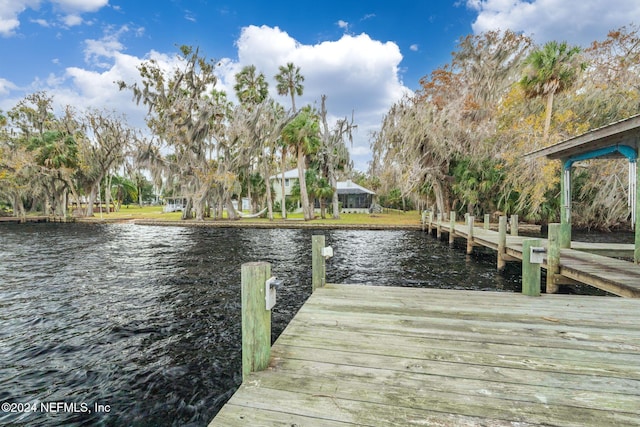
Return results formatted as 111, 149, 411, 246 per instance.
2, 215, 549, 232
86, 217, 425, 230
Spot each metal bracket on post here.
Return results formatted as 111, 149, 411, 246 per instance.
265, 276, 283, 310
321, 246, 334, 259
530, 247, 545, 264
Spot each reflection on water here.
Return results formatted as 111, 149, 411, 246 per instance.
0, 223, 523, 426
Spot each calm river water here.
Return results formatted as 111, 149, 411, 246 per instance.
0, 222, 553, 426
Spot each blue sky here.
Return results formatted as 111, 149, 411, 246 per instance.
2, 1, 640, 171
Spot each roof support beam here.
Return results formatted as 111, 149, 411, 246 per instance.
564, 144, 637, 169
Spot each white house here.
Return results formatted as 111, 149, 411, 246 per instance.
270, 169, 376, 213
270, 169, 300, 203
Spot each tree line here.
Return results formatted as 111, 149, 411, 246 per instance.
0, 45, 354, 221
370, 25, 640, 230
4, 25, 640, 229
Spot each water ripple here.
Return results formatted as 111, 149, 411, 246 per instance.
0, 223, 522, 426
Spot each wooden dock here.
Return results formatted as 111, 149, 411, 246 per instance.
210, 284, 640, 426
434, 219, 640, 298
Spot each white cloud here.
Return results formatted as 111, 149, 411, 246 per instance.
468, 0, 640, 46
225, 25, 411, 171
0, 0, 40, 37
410, 44, 419, 52
56, 49, 183, 129
83, 25, 131, 67
62, 13, 82, 26
81, 24, 145, 70
184, 10, 196, 23
337, 19, 349, 30
0, 77, 18, 95
52, 0, 108, 13
0, 0, 108, 37
31, 18, 50, 27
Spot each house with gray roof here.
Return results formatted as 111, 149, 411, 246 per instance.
270, 169, 376, 213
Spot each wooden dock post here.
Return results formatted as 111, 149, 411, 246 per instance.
467, 215, 475, 255
312, 235, 326, 292
449, 212, 456, 246
636, 162, 640, 263
560, 223, 571, 249
510, 214, 519, 236
428, 211, 434, 235
546, 223, 561, 294
241, 261, 272, 381
483, 214, 490, 230
522, 239, 541, 296
421, 210, 427, 231
497, 216, 507, 272
436, 213, 442, 240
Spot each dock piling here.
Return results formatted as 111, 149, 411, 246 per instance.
467, 216, 475, 255
241, 261, 272, 381
497, 216, 507, 272
510, 214, 519, 236
522, 239, 541, 296
449, 212, 456, 246
436, 213, 442, 240
546, 223, 561, 294
483, 214, 490, 230
312, 235, 326, 292
560, 223, 571, 249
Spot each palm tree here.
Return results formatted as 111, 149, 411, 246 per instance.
281, 107, 321, 220
520, 41, 585, 140
110, 175, 137, 210
308, 172, 333, 219
275, 62, 304, 113
234, 65, 269, 106
275, 63, 304, 218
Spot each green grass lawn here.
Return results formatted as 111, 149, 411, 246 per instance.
80, 205, 422, 226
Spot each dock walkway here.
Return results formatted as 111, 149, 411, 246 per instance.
210, 284, 640, 426
438, 221, 640, 297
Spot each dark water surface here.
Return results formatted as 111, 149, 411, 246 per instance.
1, 223, 526, 426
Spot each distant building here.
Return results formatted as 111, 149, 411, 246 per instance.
270, 169, 299, 204
336, 180, 376, 212
270, 169, 376, 213
162, 197, 187, 213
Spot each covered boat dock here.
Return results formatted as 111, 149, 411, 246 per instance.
525, 114, 640, 263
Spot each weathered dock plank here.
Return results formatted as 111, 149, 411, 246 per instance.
210, 285, 640, 426
558, 249, 640, 297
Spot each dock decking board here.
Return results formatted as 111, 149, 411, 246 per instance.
210, 285, 640, 426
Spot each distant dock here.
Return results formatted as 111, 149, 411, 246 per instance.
428, 214, 640, 298
210, 284, 640, 426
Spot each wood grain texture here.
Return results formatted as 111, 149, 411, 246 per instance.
210, 285, 640, 426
